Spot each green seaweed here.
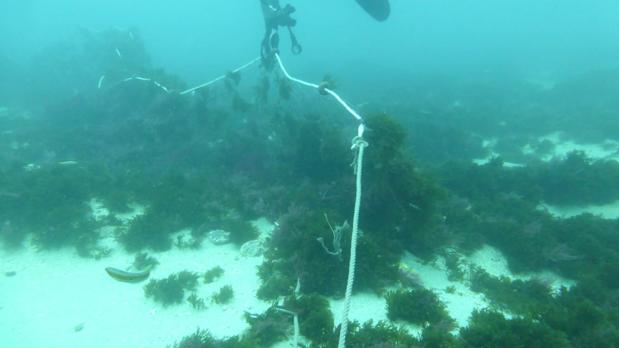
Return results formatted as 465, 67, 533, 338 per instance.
0, 164, 104, 253
203, 266, 224, 284
132, 252, 159, 271
143, 271, 199, 307
244, 307, 291, 347
328, 320, 420, 348
386, 288, 454, 327
421, 324, 460, 348
169, 328, 258, 348
187, 293, 207, 310
285, 294, 334, 345
363, 114, 444, 258
469, 267, 554, 317
220, 219, 258, 246
119, 172, 211, 251
460, 309, 570, 348
212, 285, 234, 304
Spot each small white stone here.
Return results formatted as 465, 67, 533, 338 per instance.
207, 229, 231, 245
240, 239, 265, 257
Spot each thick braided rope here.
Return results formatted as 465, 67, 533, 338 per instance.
337, 137, 368, 348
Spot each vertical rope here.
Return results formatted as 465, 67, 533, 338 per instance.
271, 53, 369, 348
338, 137, 368, 348
274, 307, 300, 347
293, 313, 300, 347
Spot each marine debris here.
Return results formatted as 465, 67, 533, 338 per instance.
105, 266, 151, 283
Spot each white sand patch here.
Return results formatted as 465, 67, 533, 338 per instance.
400, 253, 489, 329
0, 220, 276, 348
539, 200, 619, 219
532, 132, 619, 162
467, 245, 576, 292
114, 203, 146, 224
89, 199, 110, 221
473, 138, 499, 165
1, 209, 579, 347
252, 218, 274, 241
477, 133, 619, 164
503, 161, 526, 168
473, 156, 524, 167
473, 137, 525, 167
467, 245, 513, 278
394, 245, 576, 331
330, 292, 390, 327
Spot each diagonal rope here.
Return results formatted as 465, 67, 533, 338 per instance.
180, 57, 261, 95
274, 53, 364, 126
98, 57, 262, 94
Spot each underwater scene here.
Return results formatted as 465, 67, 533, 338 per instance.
1, 1, 619, 347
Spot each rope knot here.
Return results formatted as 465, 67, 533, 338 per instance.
351, 136, 368, 151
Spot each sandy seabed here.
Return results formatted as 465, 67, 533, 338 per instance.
0, 221, 271, 348
1, 216, 576, 348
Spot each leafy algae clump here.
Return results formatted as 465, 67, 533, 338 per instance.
143, 271, 199, 307
385, 288, 453, 326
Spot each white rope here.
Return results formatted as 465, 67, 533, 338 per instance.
98, 75, 171, 93
273, 53, 369, 348
337, 137, 368, 348
274, 53, 365, 130
129, 77, 151, 82
275, 307, 300, 347
99, 57, 260, 95
123, 76, 170, 92
152, 81, 170, 93
180, 57, 261, 95
98, 54, 370, 347
274, 54, 320, 90
292, 314, 300, 347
